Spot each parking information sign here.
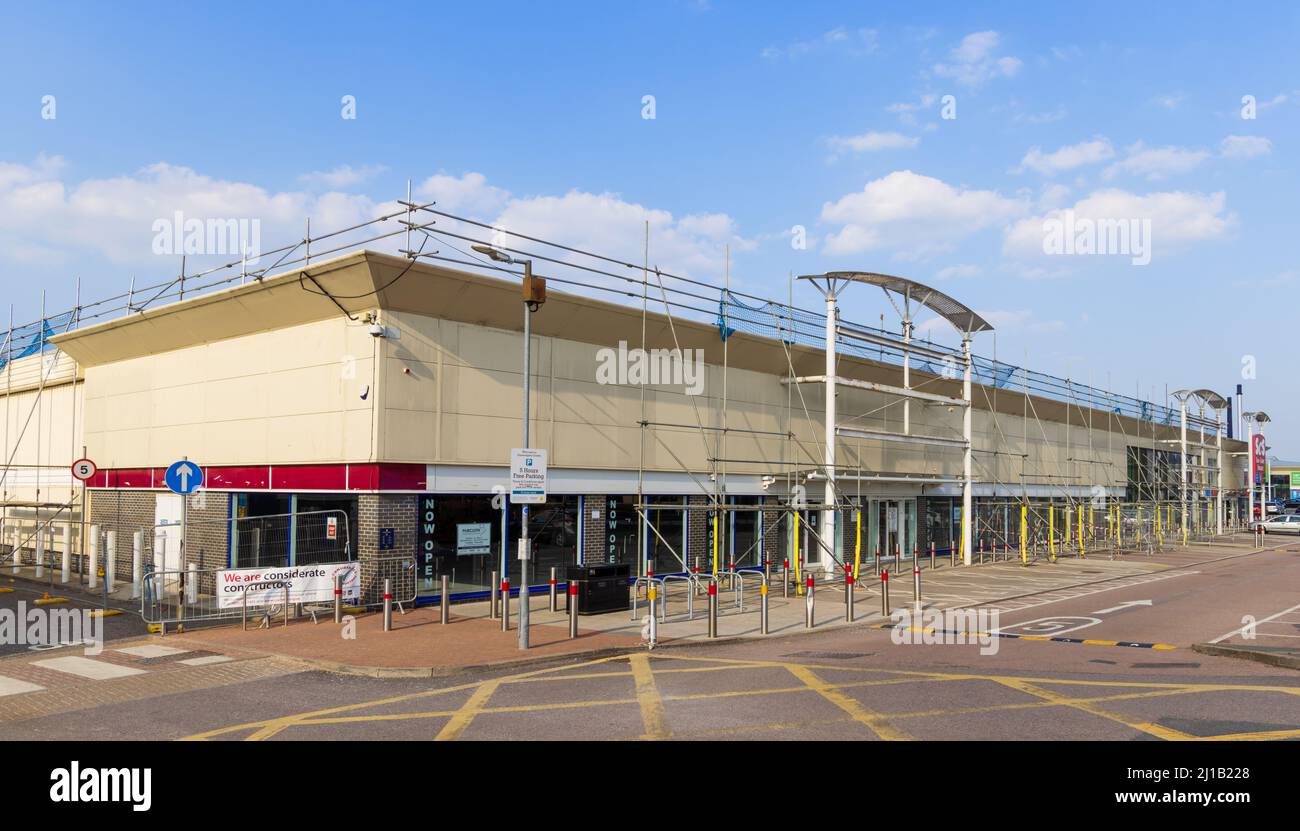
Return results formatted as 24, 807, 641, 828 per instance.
510, 448, 547, 504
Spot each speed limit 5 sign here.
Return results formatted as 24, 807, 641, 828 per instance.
71, 458, 97, 481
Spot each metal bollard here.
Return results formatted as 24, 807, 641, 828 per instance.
978, 539, 984, 564
707, 578, 718, 638
382, 578, 393, 632
929, 542, 935, 570
647, 585, 658, 648
440, 575, 450, 624
334, 574, 343, 623
874, 548, 881, 576
845, 565, 855, 623
501, 579, 510, 631
950, 544, 956, 568
549, 566, 558, 612
805, 575, 815, 629
881, 570, 890, 617
782, 560, 789, 599
568, 582, 579, 638
489, 570, 500, 620
912, 566, 921, 609
242, 590, 248, 631
912, 545, 918, 567
760, 575, 770, 634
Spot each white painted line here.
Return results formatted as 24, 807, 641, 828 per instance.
1242, 632, 1300, 639
116, 645, 190, 659
1210, 602, 1300, 644
177, 655, 231, 666
33, 656, 148, 680
0, 674, 44, 697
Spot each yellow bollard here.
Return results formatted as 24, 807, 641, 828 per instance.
712, 511, 720, 576
792, 511, 803, 596
852, 509, 861, 582
1020, 505, 1028, 564
1049, 506, 1056, 560
1078, 508, 1085, 557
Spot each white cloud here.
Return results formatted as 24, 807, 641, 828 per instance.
827, 131, 919, 156
1102, 142, 1211, 181
886, 94, 938, 125
934, 264, 982, 280
1152, 92, 1186, 110
1016, 138, 1114, 175
298, 164, 387, 189
416, 171, 511, 218
820, 170, 1026, 255
761, 26, 877, 60
1220, 135, 1272, 159
1003, 188, 1234, 259
932, 31, 1022, 86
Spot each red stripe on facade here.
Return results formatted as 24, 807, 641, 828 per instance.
87, 462, 428, 492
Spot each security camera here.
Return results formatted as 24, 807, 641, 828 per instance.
368, 323, 385, 338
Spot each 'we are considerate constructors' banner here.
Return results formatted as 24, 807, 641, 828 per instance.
216, 562, 360, 609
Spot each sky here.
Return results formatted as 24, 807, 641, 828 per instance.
0, 1, 1296, 454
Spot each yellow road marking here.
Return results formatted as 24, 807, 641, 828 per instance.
994, 677, 1196, 741
628, 654, 669, 740
435, 680, 500, 741
785, 664, 909, 741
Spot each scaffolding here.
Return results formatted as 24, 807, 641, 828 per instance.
0, 187, 1244, 592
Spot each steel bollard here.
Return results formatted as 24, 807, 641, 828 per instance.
490, 570, 500, 620
334, 574, 342, 624
549, 566, 558, 612
929, 542, 935, 570
845, 565, 855, 623
383, 578, 393, 632
568, 582, 579, 639
978, 539, 984, 564
782, 560, 789, 599
912, 545, 918, 567
707, 578, 718, 638
760, 576, 770, 635
440, 575, 450, 624
647, 585, 658, 648
874, 548, 881, 576
805, 575, 815, 629
950, 544, 956, 568
912, 566, 921, 609
501, 579, 510, 631
881, 570, 890, 617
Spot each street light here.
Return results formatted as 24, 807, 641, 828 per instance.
1242, 411, 1270, 523
473, 243, 546, 650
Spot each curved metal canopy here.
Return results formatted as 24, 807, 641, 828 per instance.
1172, 388, 1229, 409
807, 271, 994, 334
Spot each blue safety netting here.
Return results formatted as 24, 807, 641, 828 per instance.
0, 311, 75, 372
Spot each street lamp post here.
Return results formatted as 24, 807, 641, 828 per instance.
474, 244, 545, 650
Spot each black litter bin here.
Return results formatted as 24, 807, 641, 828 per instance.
565, 563, 631, 615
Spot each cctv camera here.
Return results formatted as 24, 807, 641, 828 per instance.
368, 323, 385, 338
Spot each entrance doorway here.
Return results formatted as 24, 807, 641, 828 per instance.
869, 498, 916, 562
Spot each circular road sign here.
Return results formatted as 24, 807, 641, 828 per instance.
71, 458, 97, 481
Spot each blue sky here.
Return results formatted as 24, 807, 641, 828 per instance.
1, 1, 1297, 453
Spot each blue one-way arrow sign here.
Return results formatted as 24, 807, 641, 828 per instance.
165, 460, 204, 495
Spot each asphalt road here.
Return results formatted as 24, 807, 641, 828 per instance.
1, 544, 1298, 741
0, 573, 148, 657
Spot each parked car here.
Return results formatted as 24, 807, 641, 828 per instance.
1265, 500, 1282, 515
1250, 514, 1300, 534
1282, 500, 1300, 515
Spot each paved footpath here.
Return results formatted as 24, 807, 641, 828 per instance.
0, 539, 1296, 740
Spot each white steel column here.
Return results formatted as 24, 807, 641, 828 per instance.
1179, 397, 1188, 538
1246, 417, 1256, 526
961, 335, 973, 566
902, 318, 912, 435
821, 286, 837, 573
1215, 409, 1223, 535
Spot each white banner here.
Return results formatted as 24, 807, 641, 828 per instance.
217, 562, 360, 609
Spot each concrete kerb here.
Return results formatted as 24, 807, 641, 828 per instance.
1191, 643, 1300, 672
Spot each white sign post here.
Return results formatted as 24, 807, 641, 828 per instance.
510, 448, 547, 505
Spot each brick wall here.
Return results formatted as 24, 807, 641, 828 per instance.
358, 493, 417, 605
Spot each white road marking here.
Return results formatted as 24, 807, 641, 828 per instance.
178, 655, 231, 666
1093, 600, 1153, 614
33, 656, 148, 680
1210, 602, 1300, 644
116, 645, 190, 659
0, 675, 44, 697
